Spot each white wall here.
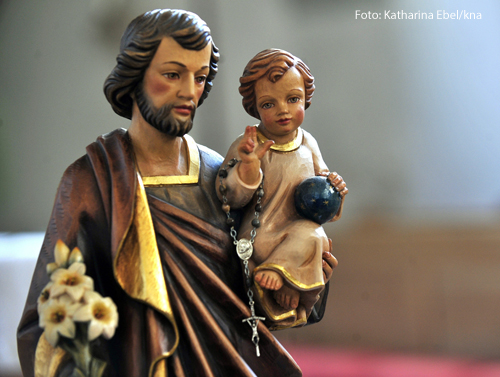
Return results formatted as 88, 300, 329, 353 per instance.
0, 233, 42, 374
1, 0, 499, 232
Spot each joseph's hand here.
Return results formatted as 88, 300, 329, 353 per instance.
322, 238, 338, 282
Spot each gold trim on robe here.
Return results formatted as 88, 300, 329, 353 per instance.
114, 173, 180, 377
256, 127, 303, 152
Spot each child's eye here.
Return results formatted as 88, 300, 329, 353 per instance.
288, 97, 300, 103
195, 76, 207, 84
163, 72, 179, 79
261, 103, 273, 109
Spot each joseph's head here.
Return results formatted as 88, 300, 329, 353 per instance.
104, 9, 219, 136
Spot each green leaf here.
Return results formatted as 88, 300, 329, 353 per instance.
72, 368, 86, 377
90, 358, 108, 377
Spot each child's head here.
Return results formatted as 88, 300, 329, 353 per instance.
239, 49, 315, 120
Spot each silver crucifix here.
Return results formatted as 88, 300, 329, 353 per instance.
242, 315, 265, 357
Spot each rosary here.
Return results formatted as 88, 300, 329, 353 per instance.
218, 158, 266, 357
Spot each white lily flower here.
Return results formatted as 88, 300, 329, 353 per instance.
50, 263, 94, 302
73, 291, 119, 341
37, 282, 54, 313
54, 239, 70, 267
46, 262, 60, 276
39, 294, 80, 347
68, 246, 83, 265
47, 240, 84, 275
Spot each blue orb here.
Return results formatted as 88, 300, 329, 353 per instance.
294, 176, 342, 224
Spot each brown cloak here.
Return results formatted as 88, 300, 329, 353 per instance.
18, 129, 327, 376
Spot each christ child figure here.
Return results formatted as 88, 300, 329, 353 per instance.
219, 49, 348, 329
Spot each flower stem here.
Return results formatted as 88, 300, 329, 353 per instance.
58, 322, 107, 377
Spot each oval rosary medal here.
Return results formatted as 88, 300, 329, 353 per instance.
236, 239, 253, 260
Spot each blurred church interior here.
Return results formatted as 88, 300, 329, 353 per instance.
1, 0, 499, 376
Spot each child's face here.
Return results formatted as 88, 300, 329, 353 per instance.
255, 67, 305, 142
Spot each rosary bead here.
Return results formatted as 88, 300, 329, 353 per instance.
222, 203, 231, 213
251, 218, 261, 228
228, 158, 238, 167
226, 217, 235, 226
255, 204, 262, 212
219, 185, 227, 195
246, 278, 253, 288
256, 188, 264, 198
218, 169, 228, 178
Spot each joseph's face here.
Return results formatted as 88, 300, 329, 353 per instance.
141, 36, 212, 123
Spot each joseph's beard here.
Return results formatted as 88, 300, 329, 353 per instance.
135, 86, 196, 137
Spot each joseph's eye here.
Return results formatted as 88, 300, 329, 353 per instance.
164, 73, 179, 79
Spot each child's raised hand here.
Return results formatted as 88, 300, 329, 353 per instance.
237, 126, 274, 163
237, 126, 274, 185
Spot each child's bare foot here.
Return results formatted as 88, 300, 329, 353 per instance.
254, 270, 283, 291
273, 285, 300, 310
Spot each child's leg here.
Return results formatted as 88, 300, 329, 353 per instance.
254, 270, 283, 290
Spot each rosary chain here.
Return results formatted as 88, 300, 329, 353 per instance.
218, 158, 265, 357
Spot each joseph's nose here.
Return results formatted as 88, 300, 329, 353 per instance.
177, 76, 196, 100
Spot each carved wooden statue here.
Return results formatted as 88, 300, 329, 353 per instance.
17, 10, 338, 377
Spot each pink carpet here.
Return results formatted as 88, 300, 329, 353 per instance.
283, 344, 500, 377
